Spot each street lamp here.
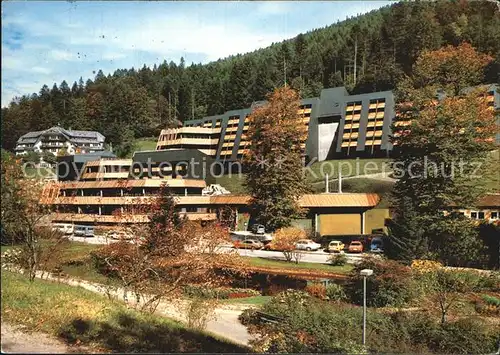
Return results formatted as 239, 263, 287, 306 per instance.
360, 268, 373, 346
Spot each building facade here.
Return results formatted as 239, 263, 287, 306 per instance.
156, 84, 499, 163
15, 126, 106, 156
41, 156, 387, 236
452, 194, 500, 223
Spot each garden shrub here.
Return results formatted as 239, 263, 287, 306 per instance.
238, 308, 254, 326
90, 243, 134, 278
183, 297, 218, 331
411, 259, 443, 272
481, 294, 500, 306
304, 283, 326, 299
348, 256, 417, 307
325, 283, 346, 302
435, 317, 498, 354
241, 289, 499, 354
474, 294, 500, 316
476, 271, 500, 291
327, 253, 347, 266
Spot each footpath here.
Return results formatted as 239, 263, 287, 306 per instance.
3, 268, 252, 346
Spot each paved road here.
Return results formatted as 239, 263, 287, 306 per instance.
1, 322, 89, 354
7, 268, 252, 346
221, 246, 366, 264
67, 235, 370, 264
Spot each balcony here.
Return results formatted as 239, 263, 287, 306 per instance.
341, 141, 358, 148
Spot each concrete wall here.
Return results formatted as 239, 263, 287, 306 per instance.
318, 213, 362, 236
317, 122, 339, 161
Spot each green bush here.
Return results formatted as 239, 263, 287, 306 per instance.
327, 253, 347, 266
325, 284, 346, 302
436, 317, 498, 354
476, 271, 500, 292
414, 269, 500, 299
481, 294, 500, 306
238, 308, 258, 326
348, 256, 417, 307
242, 290, 499, 354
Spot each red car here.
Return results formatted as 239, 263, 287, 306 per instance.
348, 241, 363, 253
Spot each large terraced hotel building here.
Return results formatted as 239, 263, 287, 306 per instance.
41, 85, 499, 235
156, 84, 499, 163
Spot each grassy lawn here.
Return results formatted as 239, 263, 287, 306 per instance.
305, 158, 392, 183
133, 138, 157, 153
58, 241, 100, 262
23, 166, 56, 180
214, 158, 393, 195
215, 174, 248, 194
222, 295, 272, 306
1, 270, 248, 353
244, 256, 353, 274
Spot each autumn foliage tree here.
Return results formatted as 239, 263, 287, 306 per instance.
244, 87, 310, 231
387, 43, 497, 266
1, 150, 67, 281
270, 227, 306, 264
93, 184, 244, 312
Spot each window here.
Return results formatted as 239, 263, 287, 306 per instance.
470, 212, 478, 219
478, 211, 485, 219
491, 211, 498, 220
186, 207, 197, 213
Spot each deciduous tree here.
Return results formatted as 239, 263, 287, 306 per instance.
270, 227, 306, 264
244, 86, 310, 231
388, 43, 496, 265
94, 184, 245, 313
1, 151, 67, 281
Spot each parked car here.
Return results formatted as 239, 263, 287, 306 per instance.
106, 230, 133, 240
74, 225, 95, 237
370, 237, 384, 253
263, 242, 281, 251
233, 239, 264, 250
250, 224, 266, 234
348, 240, 364, 253
295, 239, 322, 251
327, 240, 345, 253
51, 223, 74, 235
254, 234, 273, 243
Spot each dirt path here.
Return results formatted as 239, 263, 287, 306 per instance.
1, 322, 89, 354
5, 268, 252, 346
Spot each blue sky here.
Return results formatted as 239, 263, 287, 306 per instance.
1, 1, 394, 107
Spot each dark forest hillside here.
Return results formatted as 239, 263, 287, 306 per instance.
2, 1, 499, 155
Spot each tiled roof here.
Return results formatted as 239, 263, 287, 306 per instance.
210, 193, 380, 208
299, 193, 380, 208
17, 126, 105, 143
476, 194, 500, 207
210, 195, 252, 205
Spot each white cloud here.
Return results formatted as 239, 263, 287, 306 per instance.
101, 51, 128, 60
256, 1, 290, 15
2, 1, 392, 107
49, 49, 77, 61
31, 66, 52, 74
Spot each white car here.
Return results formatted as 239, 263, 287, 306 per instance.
106, 230, 133, 240
295, 239, 322, 251
51, 223, 74, 235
